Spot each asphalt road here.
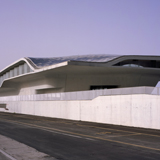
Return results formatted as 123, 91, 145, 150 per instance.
0, 112, 160, 160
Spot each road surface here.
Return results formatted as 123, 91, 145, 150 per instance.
0, 112, 160, 160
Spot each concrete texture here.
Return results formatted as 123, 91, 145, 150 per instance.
1, 94, 160, 130
0, 134, 56, 160
0, 151, 12, 160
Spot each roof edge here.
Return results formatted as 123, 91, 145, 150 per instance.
0, 58, 36, 75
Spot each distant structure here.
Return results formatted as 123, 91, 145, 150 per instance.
0, 54, 160, 96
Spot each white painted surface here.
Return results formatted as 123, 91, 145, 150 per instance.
2, 94, 160, 130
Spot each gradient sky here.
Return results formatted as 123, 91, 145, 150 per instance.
0, 0, 160, 70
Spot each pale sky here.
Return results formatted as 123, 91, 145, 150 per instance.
0, 0, 160, 70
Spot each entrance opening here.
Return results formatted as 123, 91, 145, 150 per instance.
90, 85, 118, 90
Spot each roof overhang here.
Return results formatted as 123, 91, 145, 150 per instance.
1, 55, 160, 89
1, 61, 160, 87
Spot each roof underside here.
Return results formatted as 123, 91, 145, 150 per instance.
28, 55, 119, 67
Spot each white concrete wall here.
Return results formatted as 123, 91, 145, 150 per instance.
1, 71, 159, 96
2, 94, 160, 130
19, 76, 66, 95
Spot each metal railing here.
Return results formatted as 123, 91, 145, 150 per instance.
0, 86, 159, 102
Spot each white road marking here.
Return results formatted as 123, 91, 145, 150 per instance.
0, 149, 17, 160
0, 118, 96, 141
42, 129, 96, 141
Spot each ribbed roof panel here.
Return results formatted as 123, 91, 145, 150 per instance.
28, 54, 120, 67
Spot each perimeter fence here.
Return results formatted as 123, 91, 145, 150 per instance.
0, 86, 160, 102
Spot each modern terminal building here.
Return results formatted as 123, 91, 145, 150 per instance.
0, 54, 160, 96
0, 54, 160, 130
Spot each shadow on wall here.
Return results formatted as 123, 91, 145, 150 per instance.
155, 81, 160, 87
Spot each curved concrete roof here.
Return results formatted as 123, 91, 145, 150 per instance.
1, 54, 160, 89
1, 54, 160, 75
0, 58, 35, 74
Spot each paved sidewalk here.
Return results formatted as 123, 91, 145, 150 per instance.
0, 134, 56, 160
0, 151, 11, 160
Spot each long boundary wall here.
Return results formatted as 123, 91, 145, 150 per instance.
1, 94, 160, 130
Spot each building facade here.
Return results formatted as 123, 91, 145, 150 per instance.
0, 54, 160, 96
